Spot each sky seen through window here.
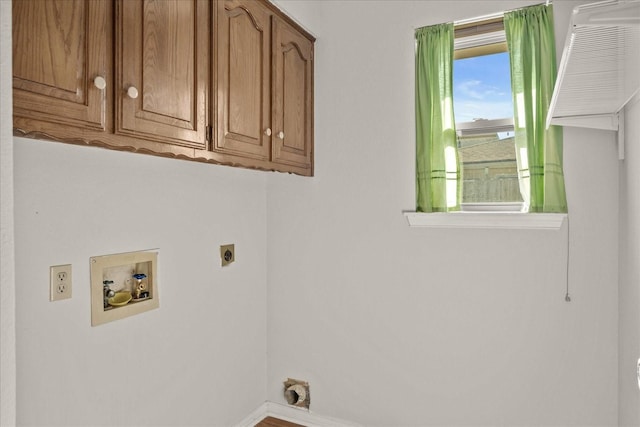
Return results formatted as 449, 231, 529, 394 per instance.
453, 52, 513, 124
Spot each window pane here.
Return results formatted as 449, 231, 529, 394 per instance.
453, 52, 513, 123
457, 132, 523, 203
453, 50, 519, 204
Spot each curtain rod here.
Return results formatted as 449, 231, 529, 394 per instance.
415, 2, 552, 31
454, 11, 503, 27
454, 1, 552, 25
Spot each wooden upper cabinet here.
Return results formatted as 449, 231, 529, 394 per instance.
13, 0, 108, 131
12, 0, 314, 176
116, 0, 209, 149
272, 17, 313, 171
215, 0, 271, 160
214, 0, 314, 175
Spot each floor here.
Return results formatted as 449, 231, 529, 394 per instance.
255, 416, 305, 427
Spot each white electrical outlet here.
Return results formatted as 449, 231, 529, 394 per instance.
50, 264, 72, 301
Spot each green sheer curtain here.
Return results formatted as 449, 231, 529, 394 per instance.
505, 4, 568, 213
415, 23, 460, 212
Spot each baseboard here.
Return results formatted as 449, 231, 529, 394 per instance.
235, 402, 270, 427
235, 401, 361, 427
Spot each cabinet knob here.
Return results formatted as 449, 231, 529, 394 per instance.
264, 128, 272, 136
277, 131, 284, 139
126, 86, 139, 99
93, 76, 106, 90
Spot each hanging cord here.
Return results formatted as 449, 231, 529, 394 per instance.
565, 215, 571, 302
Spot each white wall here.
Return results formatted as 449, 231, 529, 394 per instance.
3, 2, 270, 423
619, 94, 640, 426
3, 2, 273, 417
2, 1, 628, 426
267, 1, 620, 425
11, 138, 270, 426
1, 1, 16, 426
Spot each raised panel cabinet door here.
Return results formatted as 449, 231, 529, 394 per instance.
272, 17, 313, 172
117, 0, 208, 149
215, 0, 271, 160
13, 0, 108, 131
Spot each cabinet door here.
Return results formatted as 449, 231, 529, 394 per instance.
215, 0, 271, 160
13, 0, 108, 131
117, 0, 208, 149
272, 17, 313, 172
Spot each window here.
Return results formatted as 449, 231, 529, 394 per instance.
453, 17, 522, 209
414, 4, 568, 215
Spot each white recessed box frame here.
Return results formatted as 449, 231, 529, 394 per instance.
90, 250, 159, 326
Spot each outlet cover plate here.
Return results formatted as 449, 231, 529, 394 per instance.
220, 244, 235, 266
50, 264, 72, 301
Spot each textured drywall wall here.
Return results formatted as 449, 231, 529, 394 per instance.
13, 139, 268, 425
267, 1, 619, 425
6, 1, 273, 420
1, 1, 16, 425
619, 94, 640, 426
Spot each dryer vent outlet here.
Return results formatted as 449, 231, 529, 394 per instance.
283, 378, 310, 409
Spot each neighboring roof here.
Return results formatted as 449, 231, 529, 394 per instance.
459, 135, 516, 164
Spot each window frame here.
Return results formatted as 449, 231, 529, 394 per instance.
453, 16, 522, 212
404, 211, 567, 229
409, 11, 568, 228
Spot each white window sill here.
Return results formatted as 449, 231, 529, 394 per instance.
404, 211, 567, 230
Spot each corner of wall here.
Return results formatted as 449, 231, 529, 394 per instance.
0, 1, 16, 426
619, 92, 640, 426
